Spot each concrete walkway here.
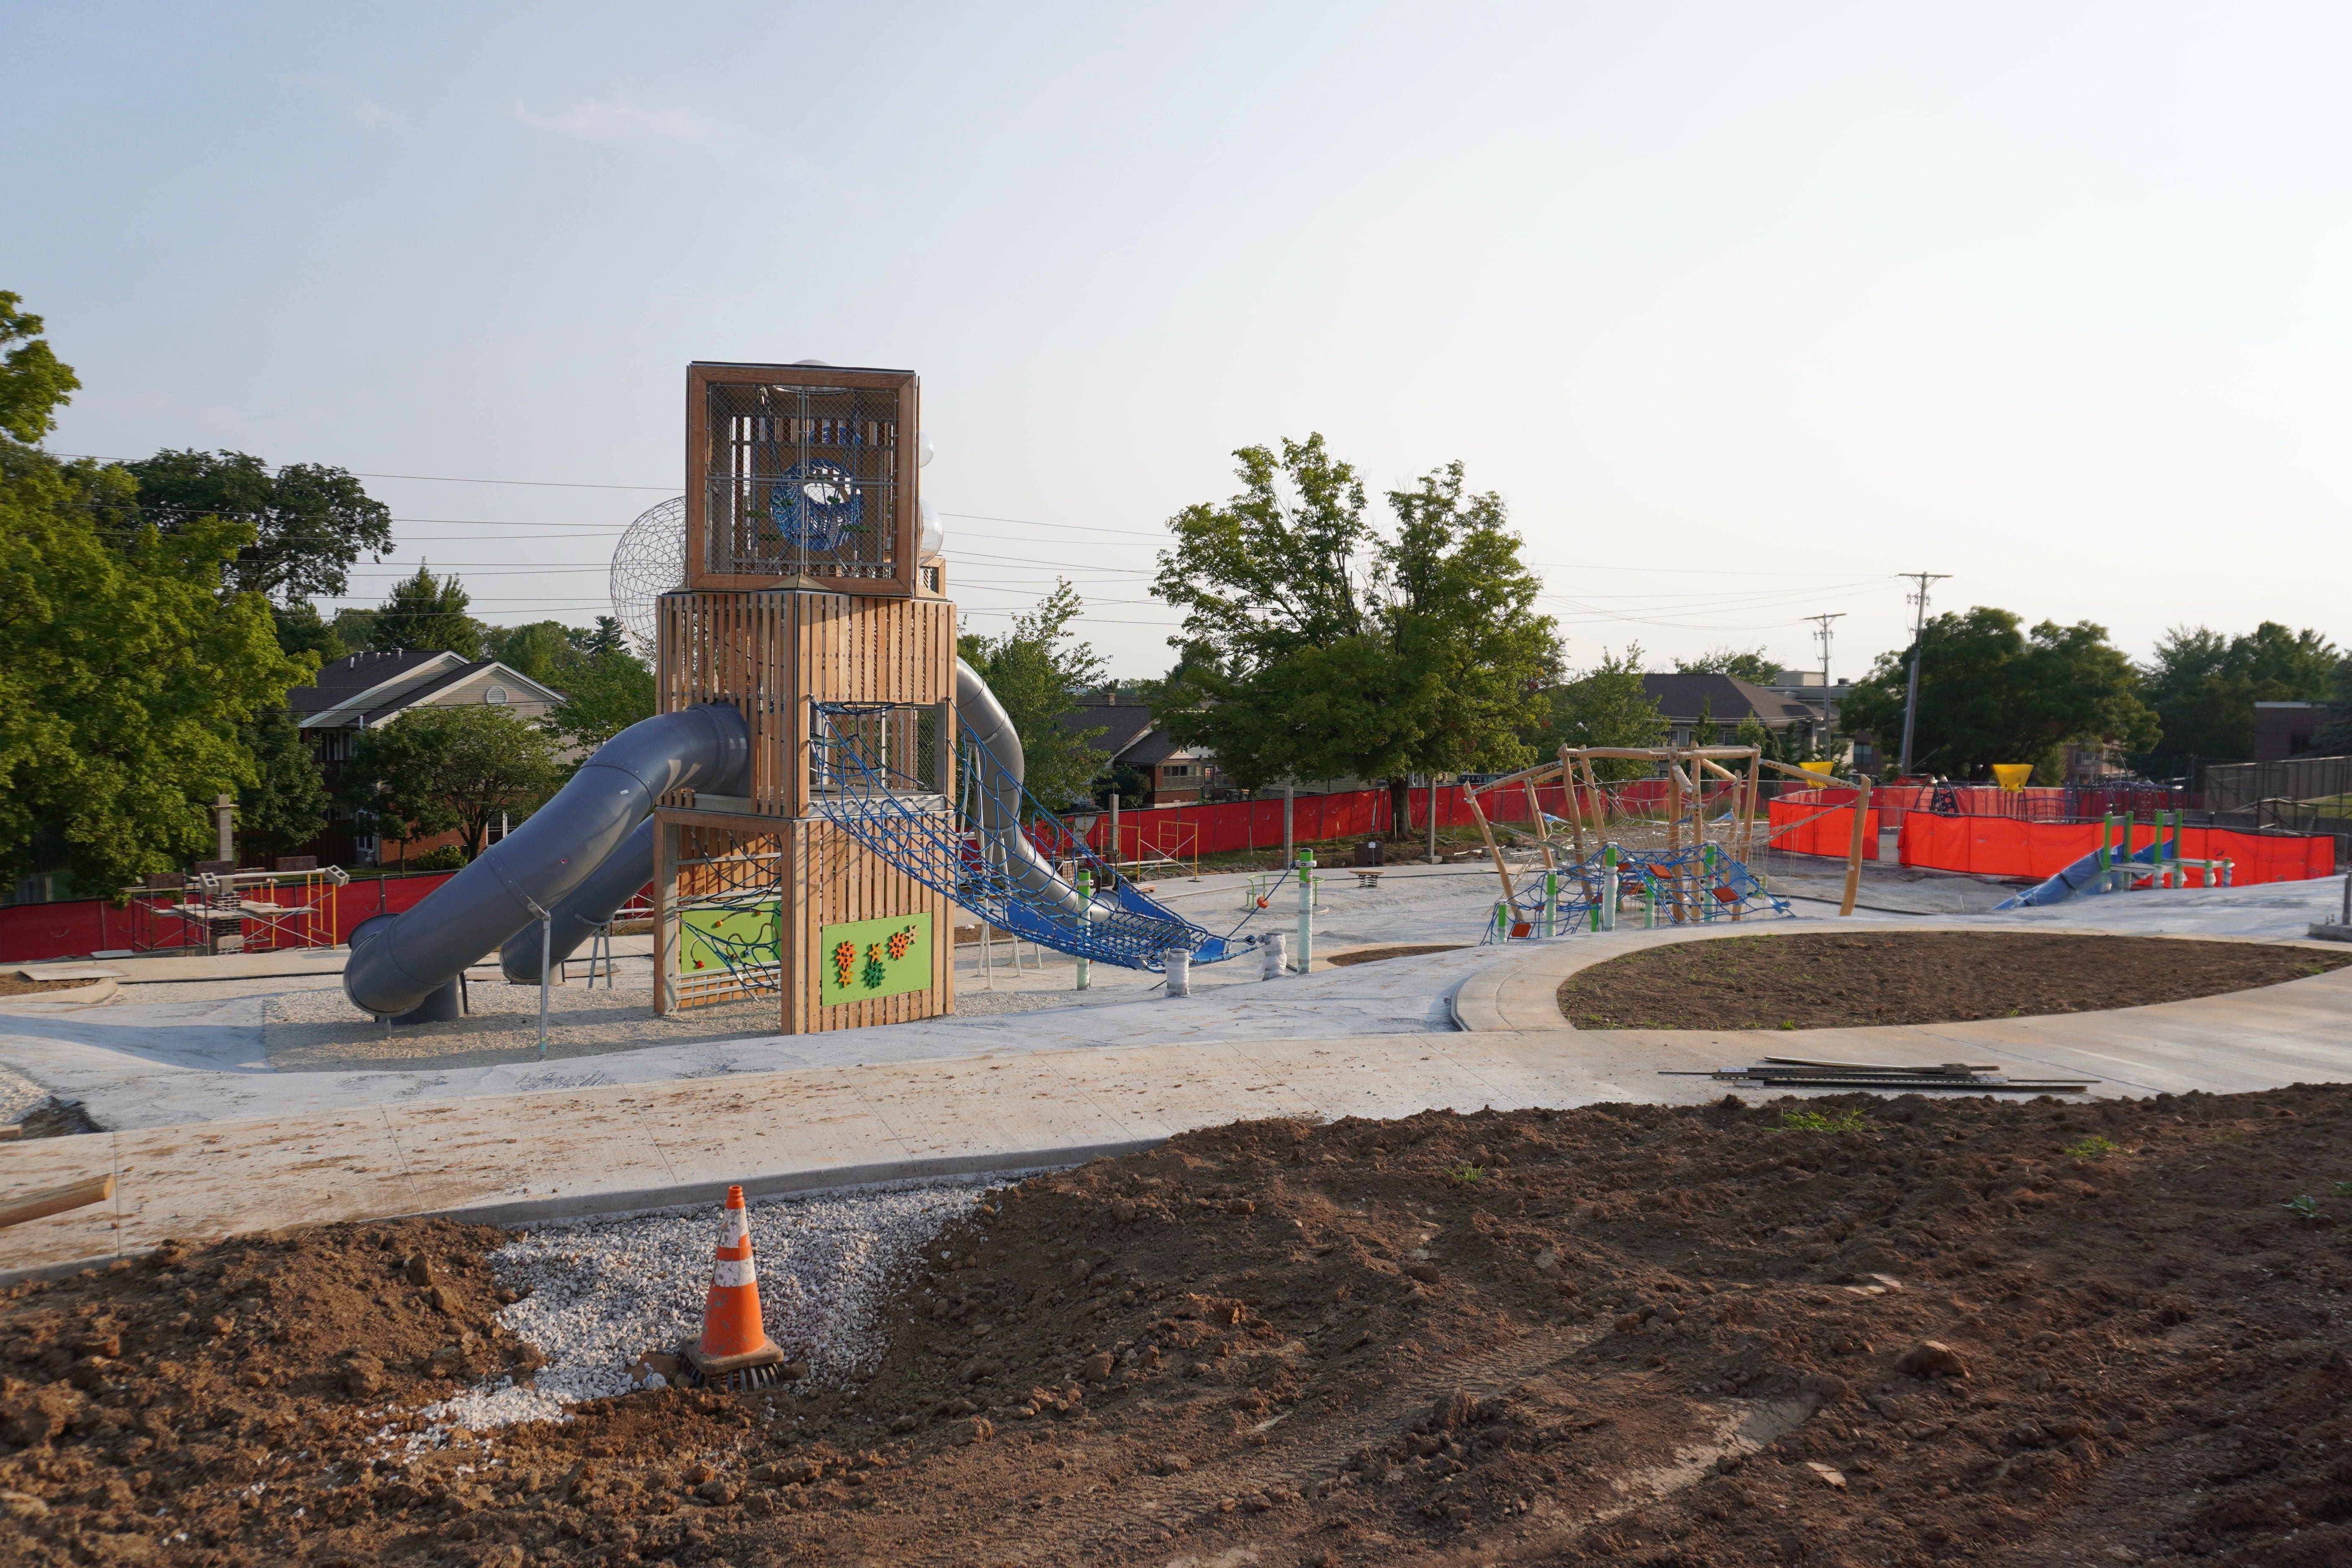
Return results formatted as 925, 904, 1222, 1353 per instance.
5, 873, 2347, 1280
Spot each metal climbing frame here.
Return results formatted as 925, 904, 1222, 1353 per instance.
809, 702, 1249, 972
1480, 841, 1793, 944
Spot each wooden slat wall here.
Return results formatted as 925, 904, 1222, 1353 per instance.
655, 586, 958, 1032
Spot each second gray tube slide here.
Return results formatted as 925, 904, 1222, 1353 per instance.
496, 812, 659, 982
343, 702, 750, 1017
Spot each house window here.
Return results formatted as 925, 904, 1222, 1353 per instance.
1163, 764, 1191, 778
484, 686, 509, 705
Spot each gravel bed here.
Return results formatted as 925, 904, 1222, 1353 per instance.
426, 1178, 1001, 1434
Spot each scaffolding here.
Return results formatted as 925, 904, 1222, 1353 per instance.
126, 862, 352, 954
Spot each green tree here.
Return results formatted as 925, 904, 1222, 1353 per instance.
484, 620, 576, 685
541, 646, 654, 753
0, 448, 310, 887
2312, 659, 2352, 756
369, 564, 484, 658
339, 704, 562, 865
1149, 437, 1558, 827
0, 292, 80, 443
958, 579, 1109, 812
236, 708, 330, 859
1675, 646, 1781, 684
271, 601, 348, 664
2134, 622, 2340, 772
1531, 646, 1670, 781
1839, 608, 2156, 783
123, 449, 394, 604
571, 615, 628, 659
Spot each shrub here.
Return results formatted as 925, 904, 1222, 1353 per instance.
411, 845, 468, 872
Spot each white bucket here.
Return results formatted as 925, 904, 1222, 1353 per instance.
1163, 949, 1192, 998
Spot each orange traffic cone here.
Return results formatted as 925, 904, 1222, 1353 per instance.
679, 1184, 787, 1390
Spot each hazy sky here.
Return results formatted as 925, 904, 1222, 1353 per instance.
10, 3, 2349, 681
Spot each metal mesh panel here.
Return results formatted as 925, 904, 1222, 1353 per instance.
702, 381, 901, 579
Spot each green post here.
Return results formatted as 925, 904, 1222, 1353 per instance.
1074, 867, 1091, 991
1544, 868, 1559, 937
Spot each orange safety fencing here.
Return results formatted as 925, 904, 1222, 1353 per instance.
1765, 792, 1881, 860
1897, 816, 2334, 885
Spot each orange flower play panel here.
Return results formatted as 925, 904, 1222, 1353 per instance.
819, 911, 934, 1006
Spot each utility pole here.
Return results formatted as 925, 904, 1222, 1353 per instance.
1896, 573, 1951, 780
1802, 613, 1845, 755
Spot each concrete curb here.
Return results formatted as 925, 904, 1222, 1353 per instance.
1449, 919, 2352, 1035
0, 1138, 1166, 1287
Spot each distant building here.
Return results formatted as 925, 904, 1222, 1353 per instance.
2255, 701, 2326, 762
1642, 673, 1830, 754
289, 649, 566, 865
1058, 690, 1218, 806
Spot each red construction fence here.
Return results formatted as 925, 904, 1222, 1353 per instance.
1765, 792, 1881, 860
0, 871, 459, 966
1896, 816, 2333, 885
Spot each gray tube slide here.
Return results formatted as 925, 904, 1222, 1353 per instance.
957, 657, 1101, 922
344, 703, 751, 1017
496, 813, 658, 982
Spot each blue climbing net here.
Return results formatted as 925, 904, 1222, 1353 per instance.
809, 703, 1252, 972
1477, 842, 1792, 944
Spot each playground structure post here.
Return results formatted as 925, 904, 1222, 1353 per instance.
1601, 842, 1619, 932
1283, 784, 1293, 868
1110, 792, 1120, 871
1543, 867, 1559, 937
1296, 848, 1315, 973
536, 906, 552, 1058
1074, 867, 1091, 991
1427, 776, 1439, 863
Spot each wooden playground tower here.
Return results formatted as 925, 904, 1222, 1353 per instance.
1463, 746, 1876, 921
649, 362, 958, 1032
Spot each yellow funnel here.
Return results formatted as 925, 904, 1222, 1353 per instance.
1990, 764, 2031, 792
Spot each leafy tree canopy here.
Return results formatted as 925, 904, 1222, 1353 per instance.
1149, 436, 1559, 825
0, 298, 310, 888
1674, 645, 1781, 684
338, 703, 563, 865
1839, 607, 2156, 783
236, 707, 329, 859
0, 292, 79, 444
123, 448, 393, 604
368, 563, 484, 659
1529, 646, 1669, 782
959, 579, 1109, 813
540, 644, 654, 754
2134, 621, 2340, 770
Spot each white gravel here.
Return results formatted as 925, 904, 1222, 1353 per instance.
426, 1177, 1003, 1434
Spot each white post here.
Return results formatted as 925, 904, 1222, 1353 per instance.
1110, 792, 1121, 871
1544, 868, 1559, 937
1600, 843, 1619, 932
1261, 932, 1288, 980
537, 910, 552, 1058
1074, 868, 1091, 991
1283, 784, 1294, 868
1296, 849, 1315, 972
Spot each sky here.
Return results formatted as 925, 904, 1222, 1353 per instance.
9, 3, 2351, 683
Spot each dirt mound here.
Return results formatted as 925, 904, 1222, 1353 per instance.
8, 1088, 2352, 1565
1559, 930, 2349, 1030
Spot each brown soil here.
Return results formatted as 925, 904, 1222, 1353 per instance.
1327, 945, 1467, 967
1558, 931, 2350, 1030
0, 976, 102, 997
10, 1089, 2352, 1565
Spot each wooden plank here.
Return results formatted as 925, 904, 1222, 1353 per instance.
1840, 775, 1873, 918
2, 1172, 113, 1230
